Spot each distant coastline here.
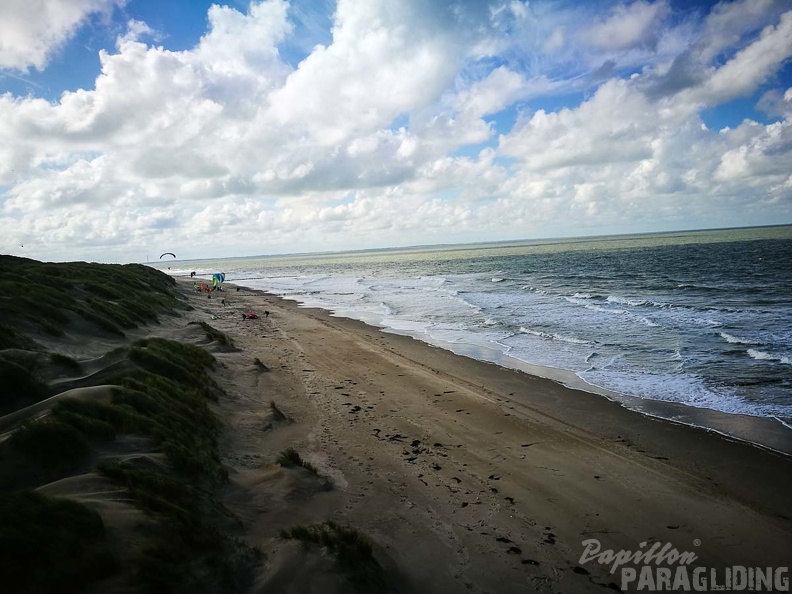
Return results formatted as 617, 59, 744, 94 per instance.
155, 224, 792, 455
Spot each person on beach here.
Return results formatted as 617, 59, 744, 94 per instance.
242, 313, 258, 320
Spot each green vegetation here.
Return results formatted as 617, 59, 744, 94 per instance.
279, 521, 385, 592
0, 357, 50, 414
0, 490, 117, 594
0, 323, 41, 351
9, 420, 91, 471
51, 397, 149, 435
1, 332, 256, 593
277, 447, 320, 475
189, 321, 234, 346
0, 256, 259, 593
98, 458, 258, 593
126, 337, 219, 400
0, 255, 188, 339
48, 351, 81, 371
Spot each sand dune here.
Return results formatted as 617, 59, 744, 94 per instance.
2, 264, 789, 593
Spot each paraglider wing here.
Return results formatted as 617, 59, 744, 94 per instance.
212, 272, 225, 289
159, 252, 176, 259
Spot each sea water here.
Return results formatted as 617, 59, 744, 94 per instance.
163, 226, 792, 448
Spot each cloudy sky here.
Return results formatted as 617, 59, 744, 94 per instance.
1, 0, 791, 263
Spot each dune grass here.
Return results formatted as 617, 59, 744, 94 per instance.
97, 456, 259, 593
188, 321, 234, 346
94, 339, 256, 592
0, 356, 50, 414
0, 490, 117, 594
48, 351, 81, 371
0, 323, 41, 351
0, 255, 188, 340
2, 334, 255, 592
0, 256, 257, 592
9, 419, 91, 471
276, 447, 320, 475
279, 521, 385, 592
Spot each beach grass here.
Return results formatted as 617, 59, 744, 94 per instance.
189, 320, 234, 346
276, 447, 320, 475
0, 258, 259, 592
279, 521, 385, 592
0, 255, 188, 340
48, 351, 81, 371
0, 323, 41, 351
0, 490, 117, 594
9, 419, 91, 471
0, 356, 50, 414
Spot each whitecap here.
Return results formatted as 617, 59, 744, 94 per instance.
519, 327, 592, 344
720, 332, 758, 345
607, 295, 648, 307
747, 349, 791, 365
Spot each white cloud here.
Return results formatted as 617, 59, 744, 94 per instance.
265, 0, 473, 145
698, 0, 787, 62
757, 87, 792, 118
0, 0, 125, 71
691, 10, 792, 105
0, 0, 790, 262
585, 0, 669, 51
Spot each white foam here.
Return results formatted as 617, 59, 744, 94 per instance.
636, 316, 661, 327
579, 369, 791, 418
230, 254, 791, 425
747, 349, 791, 365
720, 332, 758, 345
519, 327, 593, 344
695, 318, 723, 327
607, 295, 648, 307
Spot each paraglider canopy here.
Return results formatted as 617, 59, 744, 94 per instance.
212, 272, 225, 290
160, 252, 176, 259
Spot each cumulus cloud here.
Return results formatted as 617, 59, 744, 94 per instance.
691, 10, 792, 105
698, 0, 788, 63
585, 0, 669, 52
0, 0, 790, 262
757, 88, 792, 118
0, 0, 125, 71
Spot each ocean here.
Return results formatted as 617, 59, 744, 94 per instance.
160, 226, 792, 451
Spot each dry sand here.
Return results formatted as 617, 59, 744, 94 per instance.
176, 279, 792, 593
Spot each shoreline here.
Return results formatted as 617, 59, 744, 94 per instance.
246, 286, 792, 457
179, 277, 792, 591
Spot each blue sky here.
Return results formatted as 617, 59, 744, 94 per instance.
0, 0, 790, 262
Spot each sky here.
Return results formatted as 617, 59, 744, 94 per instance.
0, 0, 791, 263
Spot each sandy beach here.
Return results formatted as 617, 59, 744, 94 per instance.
181, 278, 792, 592
3, 259, 789, 593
